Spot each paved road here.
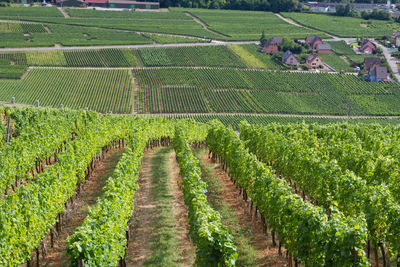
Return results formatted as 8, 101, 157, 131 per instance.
0, 41, 258, 52
373, 40, 400, 81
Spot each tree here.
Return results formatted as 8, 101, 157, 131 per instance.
260, 30, 267, 46
335, 3, 354, 17
280, 38, 303, 54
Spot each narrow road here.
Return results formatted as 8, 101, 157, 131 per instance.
373, 40, 400, 81
0, 41, 257, 52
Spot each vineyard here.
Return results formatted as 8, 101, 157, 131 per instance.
176, 8, 329, 40
135, 67, 400, 115
1, 105, 400, 266
282, 12, 396, 38
0, 68, 134, 113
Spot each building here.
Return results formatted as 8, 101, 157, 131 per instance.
393, 31, 400, 46
282, 51, 298, 66
305, 35, 323, 49
369, 65, 388, 81
306, 54, 323, 68
316, 43, 332, 54
108, 0, 159, 8
363, 57, 381, 70
305, 2, 394, 13
84, 0, 108, 7
359, 39, 375, 54
56, 0, 160, 8
262, 37, 282, 54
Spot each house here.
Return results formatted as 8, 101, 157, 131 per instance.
392, 31, 400, 46
363, 57, 381, 70
84, 0, 108, 7
305, 35, 323, 49
369, 65, 388, 81
56, 0, 160, 8
282, 51, 298, 66
108, 0, 159, 9
359, 39, 375, 54
262, 37, 282, 54
316, 43, 332, 54
306, 54, 324, 68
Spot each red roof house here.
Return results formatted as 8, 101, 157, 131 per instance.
359, 40, 375, 54
262, 37, 282, 54
306, 54, 323, 69
305, 35, 323, 49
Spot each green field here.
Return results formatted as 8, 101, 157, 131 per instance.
0, 68, 133, 113
320, 54, 353, 72
152, 113, 400, 128
179, 8, 328, 40
135, 67, 400, 115
282, 12, 397, 38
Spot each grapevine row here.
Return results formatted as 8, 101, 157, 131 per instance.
173, 124, 237, 266
206, 120, 369, 266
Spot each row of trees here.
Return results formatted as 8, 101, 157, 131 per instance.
335, 4, 391, 20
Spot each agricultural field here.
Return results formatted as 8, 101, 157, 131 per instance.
137, 46, 247, 67
0, 22, 46, 33
320, 53, 354, 72
142, 33, 208, 44
227, 44, 285, 69
0, 23, 152, 48
179, 8, 329, 40
135, 67, 400, 115
153, 113, 400, 128
282, 12, 397, 38
0, 68, 134, 113
2, 106, 400, 267
0, 8, 221, 40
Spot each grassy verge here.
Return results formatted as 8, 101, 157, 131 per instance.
193, 148, 258, 267
144, 147, 180, 267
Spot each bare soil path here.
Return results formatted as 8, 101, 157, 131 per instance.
185, 12, 229, 38
57, 8, 70, 18
40, 149, 124, 267
195, 148, 288, 267
126, 147, 195, 266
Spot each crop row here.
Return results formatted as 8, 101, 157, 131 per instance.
135, 68, 400, 115
206, 120, 369, 265
0, 68, 134, 113
240, 122, 400, 264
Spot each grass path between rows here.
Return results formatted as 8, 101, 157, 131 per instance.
193, 148, 288, 267
126, 147, 195, 266
41, 148, 124, 267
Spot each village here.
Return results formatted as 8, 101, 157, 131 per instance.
259, 32, 400, 82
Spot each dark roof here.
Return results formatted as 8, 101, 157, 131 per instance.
108, 0, 159, 4
370, 66, 388, 79
266, 36, 282, 46
317, 44, 331, 50
364, 57, 381, 69
282, 50, 293, 61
